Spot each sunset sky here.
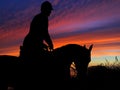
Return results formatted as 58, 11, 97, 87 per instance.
0, 0, 120, 66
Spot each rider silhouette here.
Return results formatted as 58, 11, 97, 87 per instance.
17, 2, 54, 89
20, 1, 54, 61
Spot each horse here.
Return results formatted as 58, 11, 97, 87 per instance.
0, 44, 93, 89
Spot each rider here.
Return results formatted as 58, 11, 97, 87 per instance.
20, 1, 54, 60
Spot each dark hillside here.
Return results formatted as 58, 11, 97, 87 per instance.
87, 64, 120, 90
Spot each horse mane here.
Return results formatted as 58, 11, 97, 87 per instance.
53, 44, 88, 56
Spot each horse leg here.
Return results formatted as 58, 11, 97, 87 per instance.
75, 62, 89, 89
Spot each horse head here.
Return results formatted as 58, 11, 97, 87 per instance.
74, 44, 93, 80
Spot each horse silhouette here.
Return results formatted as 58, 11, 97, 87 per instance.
0, 44, 93, 89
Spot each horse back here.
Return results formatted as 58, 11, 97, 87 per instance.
0, 55, 20, 88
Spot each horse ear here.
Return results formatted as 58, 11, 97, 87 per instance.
89, 44, 93, 51
83, 45, 86, 48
